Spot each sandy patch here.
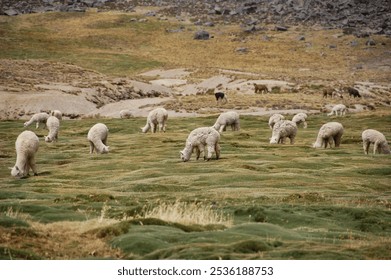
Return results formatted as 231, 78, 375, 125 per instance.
196, 75, 232, 90
150, 79, 188, 87
0, 91, 96, 119
88, 97, 171, 118
139, 68, 191, 79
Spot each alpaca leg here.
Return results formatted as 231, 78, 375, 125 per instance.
151, 123, 156, 133
195, 145, 202, 160
196, 145, 205, 160
206, 145, 215, 160
89, 141, 95, 154
29, 156, 38, 175
363, 141, 370, 154
219, 125, 226, 133
323, 138, 330, 148
215, 143, 220, 160
235, 121, 240, 131
334, 135, 341, 147
373, 141, 379, 154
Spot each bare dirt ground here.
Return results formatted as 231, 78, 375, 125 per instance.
1, 59, 390, 120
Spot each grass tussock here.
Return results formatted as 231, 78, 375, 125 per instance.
141, 200, 233, 227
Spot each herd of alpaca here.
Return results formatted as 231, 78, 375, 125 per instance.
9, 103, 390, 178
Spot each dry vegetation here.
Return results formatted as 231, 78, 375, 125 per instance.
0, 10, 390, 82
0, 10, 391, 260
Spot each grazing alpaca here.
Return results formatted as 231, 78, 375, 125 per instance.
362, 129, 390, 155
313, 122, 344, 148
254, 83, 269, 94
180, 127, 221, 162
214, 92, 228, 105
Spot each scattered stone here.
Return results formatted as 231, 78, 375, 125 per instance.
350, 40, 359, 47
297, 35, 306, 41
194, 30, 210, 40
236, 47, 249, 54
4, 9, 19, 16
275, 26, 288, 32
1, 1, 390, 36
366, 38, 376, 46
204, 22, 215, 27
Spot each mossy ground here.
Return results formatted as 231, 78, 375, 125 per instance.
0, 112, 390, 259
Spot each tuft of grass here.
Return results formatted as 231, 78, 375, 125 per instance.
141, 200, 233, 227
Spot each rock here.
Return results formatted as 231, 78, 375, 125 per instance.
366, 38, 376, 46
236, 47, 249, 54
204, 21, 215, 27
350, 40, 359, 47
194, 30, 210, 40
275, 25, 288, 32
4, 9, 19, 16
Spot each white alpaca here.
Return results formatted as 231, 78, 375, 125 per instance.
141, 108, 168, 133
50, 110, 62, 120
212, 111, 240, 133
328, 104, 347, 116
292, 112, 308, 128
120, 109, 133, 119
313, 122, 344, 148
10, 131, 39, 178
44, 116, 60, 143
268, 113, 285, 129
180, 127, 221, 162
24, 112, 49, 129
362, 129, 390, 155
270, 120, 298, 144
87, 123, 109, 154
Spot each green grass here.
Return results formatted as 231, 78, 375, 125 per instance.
0, 113, 390, 259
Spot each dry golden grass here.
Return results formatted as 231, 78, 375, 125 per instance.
1, 11, 390, 82
142, 200, 233, 227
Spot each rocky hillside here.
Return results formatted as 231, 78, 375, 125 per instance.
1, 0, 390, 36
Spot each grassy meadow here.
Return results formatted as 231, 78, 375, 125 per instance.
0, 112, 390, 259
